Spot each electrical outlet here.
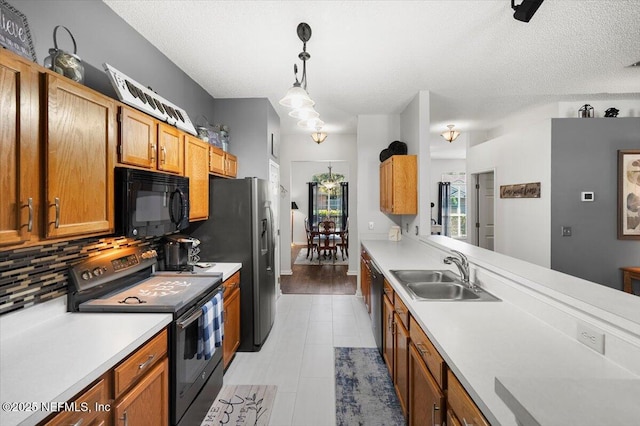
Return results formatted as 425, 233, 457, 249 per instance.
577, 323, 605, 354
368, 221, 374, 230
561, 226, 572, 237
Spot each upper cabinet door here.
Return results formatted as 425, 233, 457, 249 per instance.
0, 52, 39, 246
157, 123, 184, 174
119, 106, 157, 169
185, 135, 210, 221
45, 74, 116, 238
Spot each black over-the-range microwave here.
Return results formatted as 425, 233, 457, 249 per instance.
115, 167, 190, 237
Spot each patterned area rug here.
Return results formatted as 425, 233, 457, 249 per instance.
294, 248, 349, 266
334, 347, 405, 426
201, 384, 277, 426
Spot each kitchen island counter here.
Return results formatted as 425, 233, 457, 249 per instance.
0, 298, 171, 426
361, 237, 640, 425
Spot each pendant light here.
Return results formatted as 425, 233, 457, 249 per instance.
311, 128, 328, 144
279, 23, 314, 109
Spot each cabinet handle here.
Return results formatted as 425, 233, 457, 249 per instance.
432, 403, 440, 426
52, 197, 60, 229
150, 144, 156, 162
161, 146, 167, 164
138, 354, 155, 370
119, 411, 128, 426
462, 418, 473, 426
396, 307, 406, 315
70, 418, 84, 426
415, 342, 431, 357
26, 197, 33, 232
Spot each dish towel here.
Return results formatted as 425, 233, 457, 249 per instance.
197, 292, 224, 360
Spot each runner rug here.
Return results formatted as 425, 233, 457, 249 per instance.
334, 347, 405, 426
200, 384, 277, 426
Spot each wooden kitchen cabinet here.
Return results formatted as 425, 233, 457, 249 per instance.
209, 145, 237, 178
408, 342, 445, 426
394, 296, 410, 417
379, 155, 417, 215
118, 105, 184, 174
223, 271, 241, 368
447, 370, 490, 426
44, 377, 110, 426
409, 316, 446, 389
0, 50, 39, 247
114, 358, 169, 426
44, 73, 116, 239
382, 287, 395, 377
185, 135, 210, 221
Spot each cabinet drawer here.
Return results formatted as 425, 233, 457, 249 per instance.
383, 279, 394, 303
447, 370, 490, 426
409, 316, 445, 389
223, 271, 241, 298
114, 329, 167, 398
394, 296, 409, 329
45, 378, 108, 426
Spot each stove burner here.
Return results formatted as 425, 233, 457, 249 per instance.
119, 296, 147, 305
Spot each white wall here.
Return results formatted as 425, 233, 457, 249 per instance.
279, 133, 358, 275
466, 120, 552, 267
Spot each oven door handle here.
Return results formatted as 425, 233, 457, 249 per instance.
177, 308, 202, 329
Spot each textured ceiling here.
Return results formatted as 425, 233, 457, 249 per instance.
103, 0, 640, 154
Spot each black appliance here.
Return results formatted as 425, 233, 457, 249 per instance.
188, 177, 276, 351
67, 247, 223, 426
115, 167, 190, 238
164, 234, 201, 272
368, 259, 384, 354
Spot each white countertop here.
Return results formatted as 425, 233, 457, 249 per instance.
0, 297, 171, 426
199, 262, 242, 281
361, 237, 640, 425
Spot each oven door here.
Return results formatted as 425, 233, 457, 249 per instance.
115, 167, 190, 237
172, 288, 223, 425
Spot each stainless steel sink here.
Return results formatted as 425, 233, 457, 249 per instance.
390, 269, 458, 284
389, 270, 500, 302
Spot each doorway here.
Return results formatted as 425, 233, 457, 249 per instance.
474, 171, 495, 250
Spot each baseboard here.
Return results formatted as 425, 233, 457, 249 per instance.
280, 269, 293, 276
347, 269, 357, 276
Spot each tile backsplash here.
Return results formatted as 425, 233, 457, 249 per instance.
0, 236, 162, 315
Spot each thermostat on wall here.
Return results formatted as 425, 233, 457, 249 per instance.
581, 192, 595, 202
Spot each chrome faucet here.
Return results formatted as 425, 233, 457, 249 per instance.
444, 250, 475, 290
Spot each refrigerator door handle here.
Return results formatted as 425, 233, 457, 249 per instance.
265, 203, 274, 272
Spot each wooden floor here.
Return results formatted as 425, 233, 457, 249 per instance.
280, 245, 357, 295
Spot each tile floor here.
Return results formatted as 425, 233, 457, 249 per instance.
223, 294, 377, 426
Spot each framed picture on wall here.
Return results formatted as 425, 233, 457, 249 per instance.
618, 150, 640, 240
0, 0, 37, 62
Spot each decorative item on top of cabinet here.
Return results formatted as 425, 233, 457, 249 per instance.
0, 49, 39, 247
44, 72, 116, 239
223, 271, 241, 368
184, 135, 210, 221
447, 370, 490, 426
380, 155, 417, 215
209, 145, 237, 178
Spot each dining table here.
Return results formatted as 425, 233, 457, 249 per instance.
310, 227, 345, 264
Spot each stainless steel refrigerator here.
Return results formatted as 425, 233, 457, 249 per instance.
187, 177, 276, 351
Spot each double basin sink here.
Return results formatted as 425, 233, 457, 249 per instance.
390, 269, 500, 302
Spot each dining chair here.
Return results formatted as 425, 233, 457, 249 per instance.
337, 217, 349, 260
318, 220, 338, 261
304, 217, 318, 260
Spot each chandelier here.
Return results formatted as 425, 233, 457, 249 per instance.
279, 22, 328, 143
321, 164, 339, 189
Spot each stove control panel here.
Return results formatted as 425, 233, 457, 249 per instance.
69, 247, 158, 292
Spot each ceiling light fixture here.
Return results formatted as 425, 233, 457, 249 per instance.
279, 23, 314, 109
441, 124, 460, 143
321, 164, 338, 189
311, 128, 328, 144
511, 0, 544, 23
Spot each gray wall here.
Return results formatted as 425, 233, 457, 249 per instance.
551, 118, 640, 289
15, 0, 215, 120
213, 98, 279, 180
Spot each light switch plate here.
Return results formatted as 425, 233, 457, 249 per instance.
577, 323, 605, 354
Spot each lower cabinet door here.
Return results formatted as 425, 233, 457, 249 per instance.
223, 287, 241, 368
382, 294, 394, 376
394, 312, 409, 417
114, 358, 169, 425
409, 343, 444, 426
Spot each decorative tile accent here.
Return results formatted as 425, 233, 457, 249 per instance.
0, 236, 162, 316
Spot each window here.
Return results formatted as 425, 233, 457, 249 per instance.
443, 173, 466, 239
